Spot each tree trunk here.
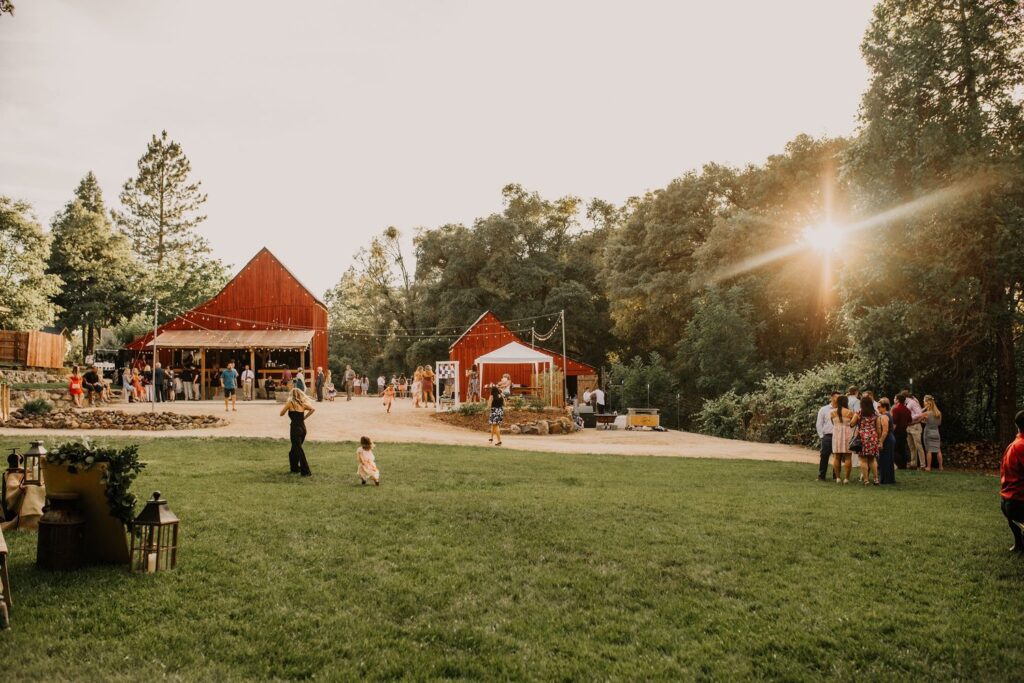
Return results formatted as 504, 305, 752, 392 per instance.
86, 324, 95, 360
995, 314, 1017, 445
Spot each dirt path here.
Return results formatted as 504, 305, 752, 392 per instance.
0, 396, 816, 463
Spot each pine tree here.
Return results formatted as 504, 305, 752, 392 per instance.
113, 130, 227, 316
47, 173, 143, 358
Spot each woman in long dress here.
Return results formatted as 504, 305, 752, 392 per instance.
831, 393, 854, 484
467, 364, 481, 402
851, 396, 882, 485
412, 366, 423, 408
280, 388, 315, 476
877, 398, 897, 484
487, 385, 504, 446
922, 395, 943, 471
422, 364, 436, 407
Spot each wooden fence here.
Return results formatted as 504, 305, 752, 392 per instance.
0, 331, 66, 369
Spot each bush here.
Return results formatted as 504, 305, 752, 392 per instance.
21, 398, 53, 415
696, 359, 875, 447
456, 401, 487, 416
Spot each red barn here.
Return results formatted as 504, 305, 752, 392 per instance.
126, 248, 328, 397
448, 311, 597, 401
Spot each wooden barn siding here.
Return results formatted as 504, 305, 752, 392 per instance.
0, 331, 66, 369
128, 250, 328, 370
448, 312, 594, 401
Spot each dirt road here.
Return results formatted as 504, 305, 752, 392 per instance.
0, 396, 816, 463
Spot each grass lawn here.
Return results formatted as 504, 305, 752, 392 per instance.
0, 436, 1020, 681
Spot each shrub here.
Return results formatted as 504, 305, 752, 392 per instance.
456, 401, 487, 416
21, 398, 53, 415
696, 358, 875, 447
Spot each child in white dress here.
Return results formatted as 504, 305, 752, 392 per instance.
357, 436, 381, 486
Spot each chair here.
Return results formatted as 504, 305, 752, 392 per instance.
0, 525, 11, 620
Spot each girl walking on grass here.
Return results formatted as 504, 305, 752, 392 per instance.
487, 385, 504, 446
357, 436, 381, 485
280, 388, 315, 476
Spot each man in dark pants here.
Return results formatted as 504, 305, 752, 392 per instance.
815, 391, 838, 480
315, 367, 325, 402
1000, 410, 1024, 553
154, 363, 165, 402
891, 393, 912, 469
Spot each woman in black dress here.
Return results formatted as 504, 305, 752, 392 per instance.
280, 388, 315, 476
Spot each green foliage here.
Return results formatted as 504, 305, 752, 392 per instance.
20, 397, 52, 415
47, 438, 146, 524
47, 174, 144, 355
455, 401, 487, 416
678, 285, 763, 397
696, 359, 874, 447
0, 195, 61, 330
606, 353, 679, 425
3, 436, 1022, 680
113, 130, 228, 315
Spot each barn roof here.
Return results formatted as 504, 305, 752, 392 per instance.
236, 247, 327, 310
149, 329, 314, 349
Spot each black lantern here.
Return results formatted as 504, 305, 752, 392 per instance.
22, 440, 45, 486
129, 491, 179, 573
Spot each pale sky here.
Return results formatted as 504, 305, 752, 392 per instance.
1, 1, 875, 296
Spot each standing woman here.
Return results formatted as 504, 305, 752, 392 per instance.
467, 363, 481, 402
487, 385, 504, 446
831, 393, 854, 484
412, 366, 423, 408
280, 388, 315, 476
851, 396, 882, 485
877, 398, 897, 484
423, 364, 436, 407
922, 395, 943, 471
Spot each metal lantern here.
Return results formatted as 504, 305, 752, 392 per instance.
129, 491, 179, 573
22, 440, 45, 486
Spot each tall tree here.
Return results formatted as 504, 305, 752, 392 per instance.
848, 0, 1024, 443
47, 174, 143, 358
0, 196, 61, 330
113, 130, 228, 316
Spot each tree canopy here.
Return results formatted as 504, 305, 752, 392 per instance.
0, 196, 61, 330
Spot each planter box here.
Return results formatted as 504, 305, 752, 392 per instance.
42, 461, 130, 564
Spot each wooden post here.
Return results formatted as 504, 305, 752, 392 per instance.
200, 348, 206, 401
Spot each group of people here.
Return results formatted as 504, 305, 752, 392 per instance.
67, 365, 108, 406
815, 386, 943, 485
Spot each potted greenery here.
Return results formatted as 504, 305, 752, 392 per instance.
43, 439, 145, 564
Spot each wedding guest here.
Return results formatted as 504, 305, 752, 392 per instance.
815, 391, 838, 481
467, 363, 481, 402
831, 393, 854, 484
422, 365, 436, 406
315, 366, 325, 402
221, 361, 239, 412
902, 389, 926, 469
382, 383, 395, 413
344, 364, 355, 401
922, 395, 943, 471
412, 366, 423, 408
891, 393, 912, 469
356, 435, 381, 486
191, 370, 201, 400
121, 367, 133, 403
132, 367, 145, 402
83, 365, 105, 406
850, 396, 882, 485
180, 366, 194, 401
487, 385, 504, 446
999, 411, 1024, 554
68, 365, 83, 408
377, 374, 386, 395
293, 367, 306, 393
361, 376, 369, 396
280, 388, 314, 476
877, 398, 897, 484
241, 364, 255, 401
846, 385, 860, 413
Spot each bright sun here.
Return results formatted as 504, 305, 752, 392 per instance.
801, 222, 844, 253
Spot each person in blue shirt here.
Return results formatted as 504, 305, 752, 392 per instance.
221, 361, 239, 412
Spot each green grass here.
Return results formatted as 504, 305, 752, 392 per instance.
7, 382, 66, 391
0, 437, 1020, 681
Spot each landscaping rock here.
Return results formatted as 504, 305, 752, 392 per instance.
537, 420, 549, 435
1, 408, 226, 431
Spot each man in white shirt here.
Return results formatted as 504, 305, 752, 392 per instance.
582, 388, 592, 407
816, 392, 838, 480
902, 389, 926, 468
241, 365, 255, 401
846, 386, 860, 412
377, 375, 386, 395
594, 387, 606, 412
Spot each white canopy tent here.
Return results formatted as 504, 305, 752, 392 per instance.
475, 341, 555, 400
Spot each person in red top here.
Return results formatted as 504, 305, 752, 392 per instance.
1000, 410, 1024, 553
68, 365, 84, 408
891, 394, 913, 469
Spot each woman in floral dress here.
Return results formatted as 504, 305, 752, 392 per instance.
851, 396, 883, 485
